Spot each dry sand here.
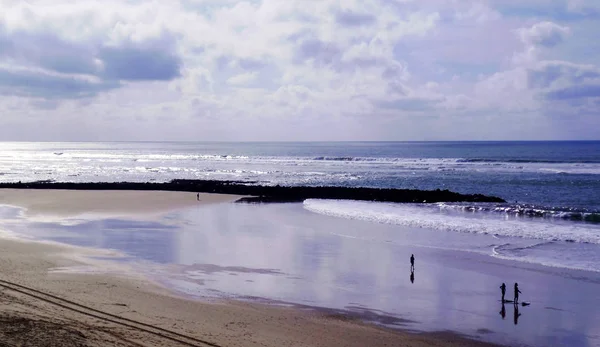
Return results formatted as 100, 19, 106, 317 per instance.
0, 189, 499, 347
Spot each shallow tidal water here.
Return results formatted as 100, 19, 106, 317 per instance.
1, 202, 600, 347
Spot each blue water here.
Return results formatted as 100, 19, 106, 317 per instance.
1, 141, 599, 268
1, 141, 599, 212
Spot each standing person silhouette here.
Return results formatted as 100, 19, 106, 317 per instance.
197, 193, 200, 201
500, 283, 507, 302
410, 254, 415, 271
514, 283, 521, 304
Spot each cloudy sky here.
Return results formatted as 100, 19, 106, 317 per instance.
0, 0, 598, 141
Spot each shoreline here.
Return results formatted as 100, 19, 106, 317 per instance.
0, 189, 241, 219
0, 179, 506, 204
0, 245, 499, 347
0, 189, 503, 346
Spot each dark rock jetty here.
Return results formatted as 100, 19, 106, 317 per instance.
0, 179, 506, 204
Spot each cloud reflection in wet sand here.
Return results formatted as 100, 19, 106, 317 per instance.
2, 203, 600, 347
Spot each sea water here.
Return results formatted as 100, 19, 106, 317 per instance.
0, 141, 599, 273
0, 141, 598, 209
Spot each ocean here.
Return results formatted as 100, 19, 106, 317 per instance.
1, 141, 599, 208
1, 141, 599, 346
1, 141, 599, 273
0, 141, 600, 271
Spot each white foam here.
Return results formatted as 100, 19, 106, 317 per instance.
2, 144, 600, 186
491, 249, 600, 273
303, 199, 600, 244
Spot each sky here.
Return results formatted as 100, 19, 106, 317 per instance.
0, 0, 598, 141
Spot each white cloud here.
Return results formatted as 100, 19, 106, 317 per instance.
226, 72, 258, 85
566, 0, 600, 13
528, 60, 600, 100
473, 18, 599, 124
0, 0, 597, 140
455, 2, 501, 23
518, 22, 570, 48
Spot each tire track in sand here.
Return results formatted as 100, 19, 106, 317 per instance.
0, 278, 222, 347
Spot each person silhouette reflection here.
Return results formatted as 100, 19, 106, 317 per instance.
513, 304, 521, 325
410, 270, 414, 283
499, 302, 506, 319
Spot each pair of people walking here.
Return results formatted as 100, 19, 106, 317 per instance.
500, 282, 521, 303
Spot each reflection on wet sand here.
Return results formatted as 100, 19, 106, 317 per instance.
1, 203, 599, 347
513, 304, 521, 326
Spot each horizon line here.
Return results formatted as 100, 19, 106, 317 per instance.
0, 140, 598, 143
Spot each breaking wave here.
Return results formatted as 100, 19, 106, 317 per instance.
458, 158, 600, 164
303, 199, 600, 245
435, 202, 600, 224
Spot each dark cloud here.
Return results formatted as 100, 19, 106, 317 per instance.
519, 22, 569, 48
99, 44, 181, 81
531, 31, 566, 47
382, 64, 408, 80
527, 61, 600, 89
0, 24, 182, 99
0, 25, 99, 75
0, 67, 119, 99
290, 34, 387, 73
294, 38, 342, 67
215, 55, 233, 70
527, 65, 563, 89
494, 2, 600, 22
18, 35, 98, 75
30, 99, 60, 110
545, 83, 600, 100
526, 61, 600, 100
98, 32, 182, 81
334, 10, 376, 27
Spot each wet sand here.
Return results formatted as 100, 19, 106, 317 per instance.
0, 189, 498, 347
0, 189, 240, 218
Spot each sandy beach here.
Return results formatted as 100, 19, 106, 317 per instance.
0, 189, 241, 218
0, 189, 498, 347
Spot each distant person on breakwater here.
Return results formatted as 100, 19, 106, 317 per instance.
500, 283, 507, 302
410, 254, 415, 271
514, 283, 521, 304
